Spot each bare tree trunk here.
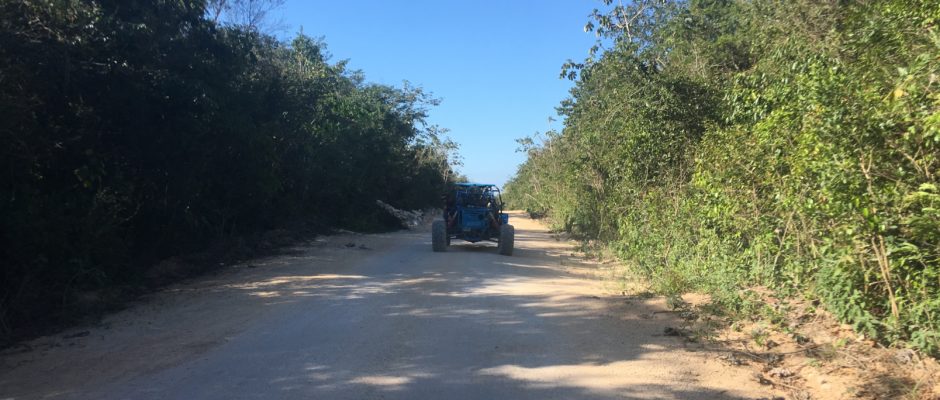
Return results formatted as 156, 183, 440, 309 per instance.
209, 0, 286, 33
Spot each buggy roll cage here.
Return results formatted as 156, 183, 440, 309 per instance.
453, 183, 503, 212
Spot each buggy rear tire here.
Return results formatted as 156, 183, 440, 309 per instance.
432, 220, 447, 252
497, 224, 514, 256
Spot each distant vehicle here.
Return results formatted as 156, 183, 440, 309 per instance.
432, 183, 514, 255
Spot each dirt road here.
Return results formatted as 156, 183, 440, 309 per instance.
0, 213, 776, 399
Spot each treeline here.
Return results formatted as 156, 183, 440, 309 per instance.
0, 1, 457, 339
506, 0, 939, 354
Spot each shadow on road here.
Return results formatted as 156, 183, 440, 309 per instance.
1, 213, 769, 399
187, 218, 762, 400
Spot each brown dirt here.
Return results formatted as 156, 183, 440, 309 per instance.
670, 289, 940, 400
0, 212, 883, 399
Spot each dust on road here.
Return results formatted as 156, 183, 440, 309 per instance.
0, 212, 776, 399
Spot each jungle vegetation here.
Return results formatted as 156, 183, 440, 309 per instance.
506, 0, 940, 354
0, 1, 459, 340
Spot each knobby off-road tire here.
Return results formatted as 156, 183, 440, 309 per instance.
432, 220, 447, 252
497, 224, 514, 256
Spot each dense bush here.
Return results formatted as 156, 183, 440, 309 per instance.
507, 0, 940, 354
0, 1, 458, 339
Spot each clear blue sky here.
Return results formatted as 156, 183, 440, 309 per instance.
278, 1, 599, 187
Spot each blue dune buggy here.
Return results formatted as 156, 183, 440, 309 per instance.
432, 183, 514, 255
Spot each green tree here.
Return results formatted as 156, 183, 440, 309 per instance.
508, 0, 940, 354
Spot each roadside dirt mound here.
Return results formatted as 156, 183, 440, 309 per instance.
670, 290, 940, 400
375, 200, 429, 228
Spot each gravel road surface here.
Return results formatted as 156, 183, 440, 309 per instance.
0, 212, 774, 399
